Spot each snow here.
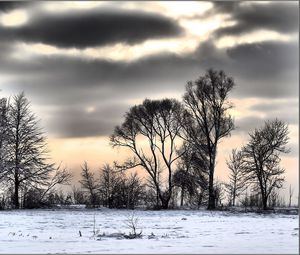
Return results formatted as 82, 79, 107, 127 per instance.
0, 209, 298, 254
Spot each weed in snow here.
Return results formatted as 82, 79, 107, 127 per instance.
124, 212, 143, 239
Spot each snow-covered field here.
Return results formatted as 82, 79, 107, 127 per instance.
0, 208, 298, 254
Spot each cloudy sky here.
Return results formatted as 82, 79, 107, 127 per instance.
0, 1, 298, 201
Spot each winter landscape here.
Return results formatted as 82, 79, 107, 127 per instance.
0, 208, 298, 254
0, 1, 299, 254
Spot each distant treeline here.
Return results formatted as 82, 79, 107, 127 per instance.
0, 69, 292, 210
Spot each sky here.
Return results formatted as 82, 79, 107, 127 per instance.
0, 1, 298, 203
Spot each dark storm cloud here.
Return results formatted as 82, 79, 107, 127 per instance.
1, 9, 183, 48
192, 40, 299, 99
1, 52, 200, 106
1, 38, 296, 138
235, 113, 298, 135
234, 114, 297, 136
0, 2, 298, 139
250, 101, 298, 114
203, 1, 298, 33
234, 99, 299, 135
0, 41, 13, 59
0, 1, 29, 12
45, 103, 129, 138
0, 51, 202, 138
234, 116, 265, 135
226, 40, 298, 78
1, 39, 298, 103
213, 2, 299, 37
249, 101, 299, 126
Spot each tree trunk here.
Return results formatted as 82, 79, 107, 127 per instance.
158, 189, 171, 209
155, 186, 160, 208
259, 183, 268, 210
161, 198, 169, 209
207, 170, 215, 210
262, 195, 268, 210
232, 189, 236, 207
14, 181, 19, 209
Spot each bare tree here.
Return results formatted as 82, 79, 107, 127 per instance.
0, 97, 9, 181
3, 93, 65, 209
182, 69, 235, 209
125, 172, 145, 209
242, 119, 289, 210
79, 161, 98, 207
39, 164, 72, 202
98, 163, 121, 208
225, 149, 247, 206
97, 165, 145, 209
110, 99, 184, 209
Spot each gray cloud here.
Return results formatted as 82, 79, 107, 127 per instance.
3, 39, 297, 100
0, 1, 29, 12
249, 101, 299, 126
1, 52, 201, 106
0, 3, 298, 138
1, 39, 298, 137
192, 40, 299, 99
226, 41, 298, 75
0, 52, 202, 138
1, 9, 183, 49
234, 107, 298, 137
226, 41, 299, 98
213, 2, 299, 37
250, 101, 298, 113
44, 103, 129, 138
234, 116, 265, 135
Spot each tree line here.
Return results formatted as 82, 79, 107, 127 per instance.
0, 69, 291, 210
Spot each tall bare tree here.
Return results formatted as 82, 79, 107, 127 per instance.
79, 161, 98, 207
225, 149, 247, 206
183, 69, 235, 209
2, 93, 68, 209
110, 98, 184, 209
0, 97, 9, 181
242, 119, 289, 210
